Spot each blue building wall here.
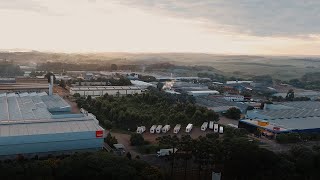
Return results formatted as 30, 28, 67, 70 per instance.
0, 131, 104, 156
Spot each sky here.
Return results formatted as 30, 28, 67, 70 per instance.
0, 0, 320, 55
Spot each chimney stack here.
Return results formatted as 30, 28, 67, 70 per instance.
49, 76, 53, 95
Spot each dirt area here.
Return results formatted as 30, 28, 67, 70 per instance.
111, 127, 217, 157
218, 116, 238, 126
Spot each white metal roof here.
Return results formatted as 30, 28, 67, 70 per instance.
70, 86, 142, 91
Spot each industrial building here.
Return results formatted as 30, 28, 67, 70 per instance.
0, 83, 49, 93
130, 80, 156, 88
240, 101, 320, 135
196, 96, 248, 113
273, 91, 320, 100
70, 86, 143, 97
0, 92, 105, 157
187, 90, 220, 96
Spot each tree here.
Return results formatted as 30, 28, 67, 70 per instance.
44, 72, 56, 83
156, 135, 180, 178
286, 89, 295, 101
73, 93, 80, 98
59, 79, 66, 89
156, 82, 164, 91
104, 133, 118, 147
111, 64, 118, 71
178, 135, 193, 179
126, 152, 132, 160
103, 120, 113, 130
225, 107, 241, 120
130, 133, 145, 146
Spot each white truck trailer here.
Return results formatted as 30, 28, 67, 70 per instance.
156, 125, 163, 133
209, 121, 214, 129
173, 124, 181, 134
214, 124, 219, 133
157, 148, 178, 157
201, 122, 208, 131
219, 126, 224, 134
162, 125, 171, 133
136, 126, 146, 134
185, 123, 193, 133
150, 125, 157, 133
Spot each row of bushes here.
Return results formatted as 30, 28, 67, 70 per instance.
276, 132, 320, 143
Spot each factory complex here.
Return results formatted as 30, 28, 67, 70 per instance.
70, 86, 143, 97
0, 91, 105, 157
240, 101, 320, 136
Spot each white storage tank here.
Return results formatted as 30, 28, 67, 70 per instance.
201, 122, 208, 131
150, 125, 157, 134
185, 123, 193, 133
162, 125, 171, 133
173, 124, 181, 134
156, 125, 163, 133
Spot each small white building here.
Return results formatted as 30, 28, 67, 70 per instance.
223, 95, 244, 102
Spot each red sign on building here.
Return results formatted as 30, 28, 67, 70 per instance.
96, 130, 103, 138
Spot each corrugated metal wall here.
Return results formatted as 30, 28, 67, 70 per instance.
0, 131, 103, 156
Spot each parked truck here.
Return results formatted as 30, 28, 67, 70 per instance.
219, 126, 224, 134
156, 125, 163, 133
201, 122, 208, 131
214, 124, 219, 133
173, 124, 181, 134
209, 121, 214, 129
186, 123, 193, 133
136, 126, 146, 134
150, 125, 157, 133
157, 148, 178, 157
162, 125, 171, 133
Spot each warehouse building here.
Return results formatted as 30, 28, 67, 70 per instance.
0, 83, 49, 93
196, 96, 248, 113
0, 92, 105, 158
187, 90, 220, 96
70, 86, 143, 97
240, 101, 320, 135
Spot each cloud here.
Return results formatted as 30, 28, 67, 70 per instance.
117, 0, 320, 37
0, 0, 62, 15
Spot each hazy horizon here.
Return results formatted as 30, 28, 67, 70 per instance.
1, 0, 320, 55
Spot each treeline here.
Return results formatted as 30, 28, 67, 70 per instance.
157, 128, 320, 180
0, 152, 163, 180
38, 62, 112, 72
276, 132, 320, 144
0, 61, 23, 76
288, 72, 320, 90
75, 88, 219, 130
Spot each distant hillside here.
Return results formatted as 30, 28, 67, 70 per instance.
1, 51, 320, 80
